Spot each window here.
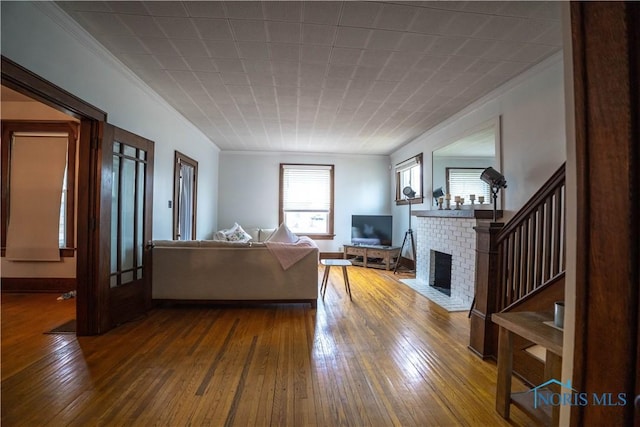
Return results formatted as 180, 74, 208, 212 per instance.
279, 163, 334, 239
173, 151, 198, 240
1, 121, 76, 258
395, 153, 423, 204
446, 167, 491, 204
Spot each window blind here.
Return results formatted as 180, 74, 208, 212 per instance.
448, 168, 491, 203
6, 133, 68, 261
282, 165, 331, 211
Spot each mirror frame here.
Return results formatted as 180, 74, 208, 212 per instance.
431, 116, 502, 209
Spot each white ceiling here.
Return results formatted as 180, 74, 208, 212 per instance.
55, 1, 563, 155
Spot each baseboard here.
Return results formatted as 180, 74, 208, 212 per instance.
1, 277, 76, 293
319, 251, 343, 260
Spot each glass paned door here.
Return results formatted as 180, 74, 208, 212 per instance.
110, 142, 147, 287
103, 125, 154, 329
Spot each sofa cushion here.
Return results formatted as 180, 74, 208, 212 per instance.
223, 223, 252, 242
266, 223, 299, 243
258, 228, 276, 242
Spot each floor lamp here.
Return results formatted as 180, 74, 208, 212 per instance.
394, 186, 417, 274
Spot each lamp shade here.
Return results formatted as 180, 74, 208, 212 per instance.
402, 186, 416, 199
432, 187, 444, 199
480, 167, 507, 189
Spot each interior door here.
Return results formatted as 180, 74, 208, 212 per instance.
102, 124, 154, 328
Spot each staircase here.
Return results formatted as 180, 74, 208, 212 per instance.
495, 163, 565, 386
469, 163, 566, 387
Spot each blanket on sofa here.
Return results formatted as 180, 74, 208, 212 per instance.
265, 236, 319, 270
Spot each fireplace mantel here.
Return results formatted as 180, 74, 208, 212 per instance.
412, 209, 502, 220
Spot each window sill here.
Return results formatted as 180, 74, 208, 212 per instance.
395, 197, 424, 206
1, 248, 75, 258
299, 234, 335, 240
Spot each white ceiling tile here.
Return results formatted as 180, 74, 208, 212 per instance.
119, 15, 165, 37
335, 27, 371, 48
375, 3, 418, 31
139, 37, 180, 56
192, 18, 234, 40
247, 73, 275, 86
231, 20, 268, 42
410, 8, 457, 35
302, 24, 335, 45
426, 36, 468, 56
474, 16, 523, 40
267, 21, 302, 43
184, 2, 225, 18
396, 33, 437, 53
65, 0, 563, 155
203, 41, 239, 58
171, 39, 209, 57
263, 2, 303, 22
300, 45, 332, 64
339, 2, 382, 27
224, 1, 264, 20
237, 42, 270, 60
213, 58, 244, 73
269, 44, 300, 62
330, 48, 362, 65
366, 30, 403, 50
302, 2, 341, 25
442, 11, 491, 37
153, 17, 200, 39
155, 55, 190, 70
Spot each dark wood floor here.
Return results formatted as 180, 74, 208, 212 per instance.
1, 267, 535, 426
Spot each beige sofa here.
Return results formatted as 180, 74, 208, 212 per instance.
151, 240, 319, 307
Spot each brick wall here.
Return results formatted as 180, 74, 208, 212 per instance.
415, 216, 476, 305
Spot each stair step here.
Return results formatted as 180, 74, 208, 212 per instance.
524, 344, 546, 363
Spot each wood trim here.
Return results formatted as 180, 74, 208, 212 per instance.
571, 3, 639, 425
1, 277, 76, 293
173, 151, 198, 240
1, 56, 106, 121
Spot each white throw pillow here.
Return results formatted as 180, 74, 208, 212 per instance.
223, 223, 252, 242
266, 223, 299, 243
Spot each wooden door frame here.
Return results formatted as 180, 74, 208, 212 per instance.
570, 3, 639, 425
1, 56, 107, 335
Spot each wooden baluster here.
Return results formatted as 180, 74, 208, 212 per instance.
553, 186, 563, 277
543, 197, 553, 283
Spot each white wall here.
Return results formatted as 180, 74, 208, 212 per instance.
1, 1, 220, 244
390, 52, 566, 249
218, 151, 391, 252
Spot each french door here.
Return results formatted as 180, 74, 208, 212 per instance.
100, 124, 154, 328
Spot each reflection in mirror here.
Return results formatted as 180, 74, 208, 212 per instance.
432, 117, 501, 207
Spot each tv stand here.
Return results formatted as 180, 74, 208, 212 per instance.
343, 244, 401, 271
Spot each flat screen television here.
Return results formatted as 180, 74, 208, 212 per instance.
351, 215, 392, 246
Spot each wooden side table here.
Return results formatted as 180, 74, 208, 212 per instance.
492, 311, 563, 426
320, 259, 352, 301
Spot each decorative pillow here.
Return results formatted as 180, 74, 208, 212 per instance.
223, 223, 252, 242
265, 223, 299, 243
259, 228, 276, 242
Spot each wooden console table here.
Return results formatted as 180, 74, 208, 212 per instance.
343, 245, 401, 270
492, 311, 563, 426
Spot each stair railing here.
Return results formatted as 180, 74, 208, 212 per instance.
496, 163, 566, 311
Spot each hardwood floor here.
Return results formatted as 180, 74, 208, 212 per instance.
1, 268, 536, 426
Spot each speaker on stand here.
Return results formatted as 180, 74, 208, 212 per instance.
394, 186, 417, 274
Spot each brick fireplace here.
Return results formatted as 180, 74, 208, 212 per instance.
410, 209, 497, 309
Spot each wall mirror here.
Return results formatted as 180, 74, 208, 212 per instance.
431, 117, 501, 208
